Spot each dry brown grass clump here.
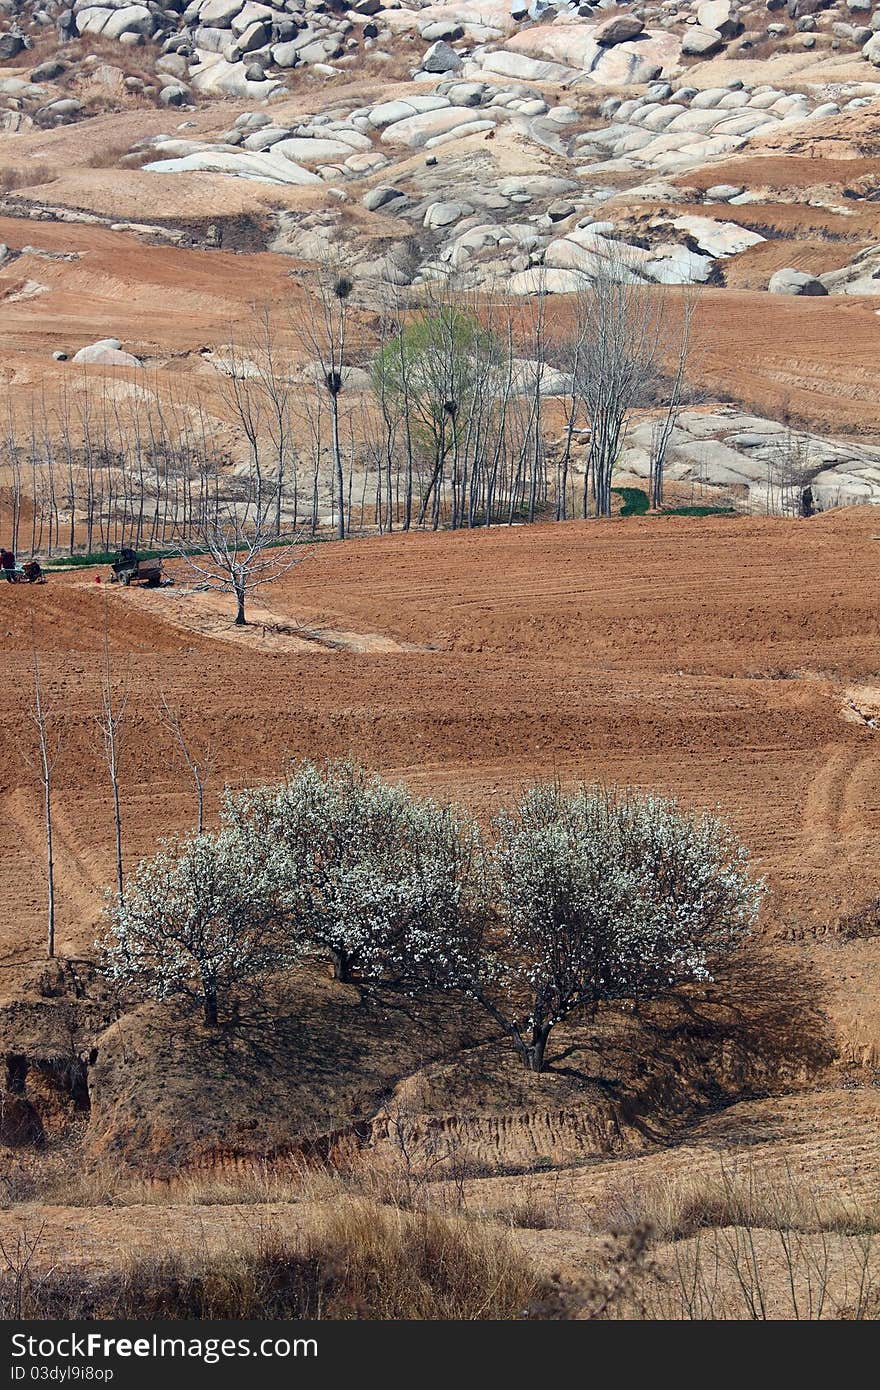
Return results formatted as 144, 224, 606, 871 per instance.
336, 45, 421, 85
0, 165, 55, 192
305, 1199, 541, 1318
0, 1201, 543, 1320
64, 34, 162, 89
601, 1162, 880, 1243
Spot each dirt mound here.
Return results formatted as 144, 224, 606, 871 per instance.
84, 973, 492, 1174
65, 937, 828, 1177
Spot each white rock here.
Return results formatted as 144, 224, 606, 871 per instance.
672, 215, 765, 257
507, 266, 588, 294
72, 340, 141, 367
681, 26, 724, 56
188, 53, 284, 98
424, 118, 494, 146
768, 267, 828, 296
424, 200, 464, 228
143, 150, 322, 183
272, 136, 362, 163
367, 95, 449, 127
198, 0, 245, 24
381, 106, 486, 146
231, 1, 272, 35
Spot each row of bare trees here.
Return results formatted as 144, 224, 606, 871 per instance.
21, 613, 217, 961
2, 266, 700, 561
255, 263, 698, 529
300, 267, 698, 532
2, 380, 230, 560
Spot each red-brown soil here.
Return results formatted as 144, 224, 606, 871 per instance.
2, 508, 878, 971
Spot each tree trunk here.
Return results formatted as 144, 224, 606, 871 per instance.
203, 989, 218, 1027
515, 1022, 551, 1073
44, 774, 55, 960
234, 582, 246, 626
112, 777, 123, 902
329, 945, 351, 983
331, 397, 345, 541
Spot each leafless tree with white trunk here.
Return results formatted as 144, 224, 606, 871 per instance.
301, 263, 354, 541
95, 611, 128, 901
649, 291, 698, 510
571, 252, 664, 517
159, 693, 217, 835
770, 425, 818, 517
24, 632, 60, 959
217, 311, 299, 533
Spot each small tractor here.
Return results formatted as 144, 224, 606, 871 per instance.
2, 560, 45, 584
108, 548, 165, 588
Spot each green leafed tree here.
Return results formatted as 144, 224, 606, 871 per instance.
371, 306, 503, 530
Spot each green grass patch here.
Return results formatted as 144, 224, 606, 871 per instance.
45, 547, 169, 570
43, 535, 326, 571
662, 504, 735, 517
610, 488, 735, 520
610, 487, 650, 517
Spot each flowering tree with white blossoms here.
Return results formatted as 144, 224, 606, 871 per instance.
102, 830, 291, 1026
226, 760, 483, 989
472, 785, 764, 1073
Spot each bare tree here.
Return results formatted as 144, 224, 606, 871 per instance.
302, 264, 354, 540
649, 291, 697, 510
572, 253, 663, 518
96, 612, 128, 901
26, 638, 59, 959
217, 312, 298, 534
252, 309, 297, 534
216, 338, 265, 514
771, 426, 818, 517
176, 488, 308, 626
0, 1224, 47, 1318
159, 693, 217, 834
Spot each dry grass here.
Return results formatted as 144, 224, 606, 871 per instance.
0, 1200, 543, 1320
600, 1161, 880, 1242
0, 165, 55, 192
304, 1198, 542, 1318
638, 1222, 880, 1321
64, 34, 162, 89
487, 1197, 554, 1231
336, 45, 422, 85
4, 1146, 879, 1318
75, 85, 154, 119
82, 141, 152, 171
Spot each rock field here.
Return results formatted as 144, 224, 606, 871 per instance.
2, 0, 880, 504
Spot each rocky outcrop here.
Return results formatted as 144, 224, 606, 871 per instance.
682, 26, 725, 56
768, 267, 829, 295
618, 407, 880, 509
71, 337, 143, 366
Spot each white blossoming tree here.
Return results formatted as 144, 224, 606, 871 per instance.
471, 785, 764, 1072
102, 830, 291, 1026
226, 761, 482, 989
